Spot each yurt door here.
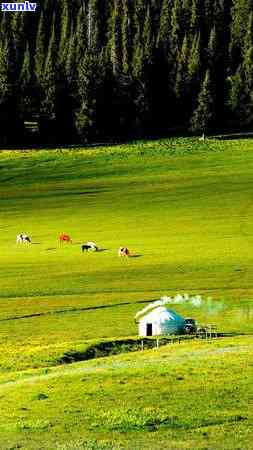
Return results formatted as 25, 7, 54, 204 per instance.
146, 323, 153, 336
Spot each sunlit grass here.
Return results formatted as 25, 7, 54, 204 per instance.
0, 137, 253, 448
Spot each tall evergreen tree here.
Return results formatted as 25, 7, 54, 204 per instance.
190, 0, 201, 34
75, 52, 97, 141
121, 0, 131, 74
190, 69, 214, 134
156, 0, 171, 52
11, 12, 26, 69
132, 0, 143, 76
88, 0, 100, 52
58, 3, 70, 68
34, 11, 46, 83
170, 0, 181, 58
227, 68, 244, 119
0, 41, 9, 144
182, 0, 192, 31
75, 5, 88, 65
206, 26, 217, 67
0, 39, 23, 144
38, 15, 58, 142
41, 16, 57, 119
66, 23, 77, 83
20, 41, 31, 87
132, 42, 144, 79
19, 41, 34, 122
143, 5, 153, 62
204, 0, 213, 31
0, 43, 8, 101
108, 0, 122, 75
175, 35, 189, 101
230, 0, 252, 63
241, 11, 253, 123
188, 31, 201, 83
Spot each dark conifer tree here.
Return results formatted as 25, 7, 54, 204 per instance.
42, 16, 57, 118
240, 11, 253, 124
227, 68, 244, 121
188, 31, 201, 84
0, 41, 9, 143
121, 0, 131, 75
190, 0, 201, 34
143, 5, 154, 62
0, 38, 23, 144
88, 0, 100, 52
170, 0, 181, 58
58, 2, 70, 69
0, 42, 8, 98
66, 23, 77, 83
75, 5, 88, 65
156, 0, 171, 52
75, 52, 97, 141
204, 0, 213, 31
182, 0, 192, 31
20, 42, 32, 88
34, 11, 46, 84
190, 69, 214, 134
108, 0, 122, 76
230, 0, 252, 65
39, 15, 57, 141
206, 26, 217, 68
175, 35, 189, 103
11, 12, 26, 69
19, 41, 33, 119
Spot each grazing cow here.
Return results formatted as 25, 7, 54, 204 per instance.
81, 241, 98, 252
118, 247, 130, 257
16, 233, 31, 244
59, 233, 72, 243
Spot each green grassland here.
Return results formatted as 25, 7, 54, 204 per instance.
0, 138, 253, 449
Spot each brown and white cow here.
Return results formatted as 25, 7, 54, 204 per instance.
118, 247, 130, 257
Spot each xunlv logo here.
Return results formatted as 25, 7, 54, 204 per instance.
1, 1, 37, 11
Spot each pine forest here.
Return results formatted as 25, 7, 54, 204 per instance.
0, 0, 252, 144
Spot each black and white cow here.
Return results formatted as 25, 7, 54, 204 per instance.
81, 241, 98, 252
16, 233, 31, 244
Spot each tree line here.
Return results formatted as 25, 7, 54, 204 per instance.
0, 0, 252, 145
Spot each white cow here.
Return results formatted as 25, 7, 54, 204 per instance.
16, 233, 31, 244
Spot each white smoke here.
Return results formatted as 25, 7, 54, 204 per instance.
135, 293, 223, 319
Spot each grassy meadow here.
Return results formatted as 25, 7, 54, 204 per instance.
0, 137, 253, 449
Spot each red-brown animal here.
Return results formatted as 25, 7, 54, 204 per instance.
118, 246, 130, 257
59, 233, 72, 244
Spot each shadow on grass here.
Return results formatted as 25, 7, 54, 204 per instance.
79, 248, 108, 252
216, 132, 253, 140
219, 331, 253, 337
72, 244, 108, 250
0, 298, 154, 322
129, 254, 142, 258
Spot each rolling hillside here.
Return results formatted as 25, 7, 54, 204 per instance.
0, 138, 253, 449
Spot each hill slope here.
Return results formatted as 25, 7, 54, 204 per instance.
0, 138, 253, 448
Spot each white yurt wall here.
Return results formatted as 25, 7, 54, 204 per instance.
138, 307, 185, 336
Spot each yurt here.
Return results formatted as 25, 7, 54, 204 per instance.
137, 306, 185, 337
